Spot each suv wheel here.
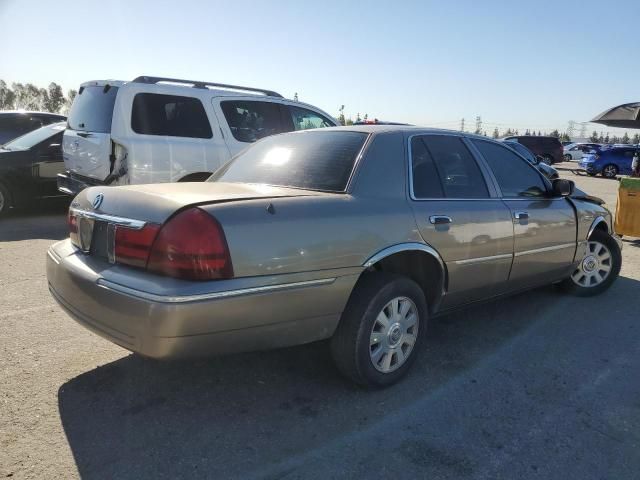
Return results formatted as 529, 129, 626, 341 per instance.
564, 154, 572, 161
602, 164, 618, 179
541, 154, 553, 165
330, 273, 427, 388
561, 230, 621, 296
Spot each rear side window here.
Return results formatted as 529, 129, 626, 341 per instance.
132, 93, 212, 138
288, 106, 334, 131
221, 100, 284, 143
68, 85, 118, 133
472, 140, 547, 198
210, 131, 367, 192
411, 135, 489, 199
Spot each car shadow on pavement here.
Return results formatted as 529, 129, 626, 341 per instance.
57, 277, 639, 479
0, 201, 69, 241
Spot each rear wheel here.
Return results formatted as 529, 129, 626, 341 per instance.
564, 154, 572, 161
602, 164, 618, 179
541, 154, 553, 165
561, 230, 621, 296
330, 273, 427, 388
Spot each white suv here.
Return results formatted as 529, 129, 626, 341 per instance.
58, 76, 338, 194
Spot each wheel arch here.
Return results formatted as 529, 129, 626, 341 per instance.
588, 216, 609, 239
360, 242, 447, 315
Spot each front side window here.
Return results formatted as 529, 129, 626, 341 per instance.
209, 130, 367, 192
288, 106, 334, 131
131, 93, 212, 138
472, 139, 547, 198
411, 135, 489, 199
220, 100, 283, 143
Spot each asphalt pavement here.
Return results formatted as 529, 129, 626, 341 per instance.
1, 169, 639, 479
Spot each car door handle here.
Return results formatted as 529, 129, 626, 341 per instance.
429, 215, 453, 225
514, 211, 529, 220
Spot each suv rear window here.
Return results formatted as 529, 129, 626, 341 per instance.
131, 93, 212, 138
67, 85, 118, 133
210, 130, 367, 192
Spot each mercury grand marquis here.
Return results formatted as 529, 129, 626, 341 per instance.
47, 126, 622, 387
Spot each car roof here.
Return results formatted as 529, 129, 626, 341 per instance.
287, 125, 504, 142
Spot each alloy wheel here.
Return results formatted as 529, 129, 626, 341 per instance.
571, 241, 612, 288
603, 165, 617, 178
369, 296, 419, 373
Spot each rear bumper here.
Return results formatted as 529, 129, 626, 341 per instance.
57, 171, 105, 196
46, 240, 358, 358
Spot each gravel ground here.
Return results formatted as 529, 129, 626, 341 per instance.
1, 169, 639, 479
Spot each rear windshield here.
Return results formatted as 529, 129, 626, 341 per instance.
209, 131, 368, 192
67, 85, 118, 133
2, 122, 65, 151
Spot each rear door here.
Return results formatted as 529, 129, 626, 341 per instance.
32, 129, 65, 197
408, 134, 514, 308
471, 139, 576, 288
214, 98, 287, 157
63, 84, 118, 180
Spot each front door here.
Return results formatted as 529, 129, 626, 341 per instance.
470, 139, 576, 288
408, 134, 514, 308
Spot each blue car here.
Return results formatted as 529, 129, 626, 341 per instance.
579, 146, 639, 178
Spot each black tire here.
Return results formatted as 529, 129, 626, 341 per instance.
0, 182, 11, 218
564, 154, 572, 162
560, 229, 621, 297
586, 172, 597, 177
602, 164, 618, 179
330, 272, 427, 388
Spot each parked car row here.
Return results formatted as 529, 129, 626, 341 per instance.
563, 143, 602, 161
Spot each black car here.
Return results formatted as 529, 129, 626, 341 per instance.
0, 122, 68, 216
0, 111, 67, 145
503, 140, 559, 180
503, 135, 563, 164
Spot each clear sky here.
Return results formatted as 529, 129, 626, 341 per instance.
1, 0, 639, 136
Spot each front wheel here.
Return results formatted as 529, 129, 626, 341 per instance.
330, 273, 427, 388
564, 154, 572, 162
602, 164, 618, 179
561, 230, 621, 296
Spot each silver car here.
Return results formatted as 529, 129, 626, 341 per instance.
47, 126, 623, 387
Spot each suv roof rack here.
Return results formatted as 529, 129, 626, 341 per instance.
132, 76, 283, 98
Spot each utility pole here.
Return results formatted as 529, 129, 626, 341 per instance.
567, 120, 576, 139
579, 123, 587, 139
460, 118, 465, 132
475, 116, 482, 135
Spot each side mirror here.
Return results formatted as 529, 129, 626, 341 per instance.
551, 178, 574, 197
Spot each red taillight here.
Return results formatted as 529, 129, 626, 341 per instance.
114, 224, 161, 268
147, 208, 233, 281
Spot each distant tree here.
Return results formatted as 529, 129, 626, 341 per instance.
537, 130, 542, 136
589, 130, 599, 142
355, 112, 361, 122
44, 82, 65, 113
604, 134, 610, 144
504, 128, 513, 136
560, 132, 570, 142
524, 129, 530, 135
337, 105, 345, 126
0, 80, 15, 109
549, 129, 560, 138
492, 127, 500, 138
364, 113, 368, 121
345, 117, 354, 126
633, 133, 640, 144
621, 132, 630, 144
293, 92, 298, 102
598, 133, 605, 143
